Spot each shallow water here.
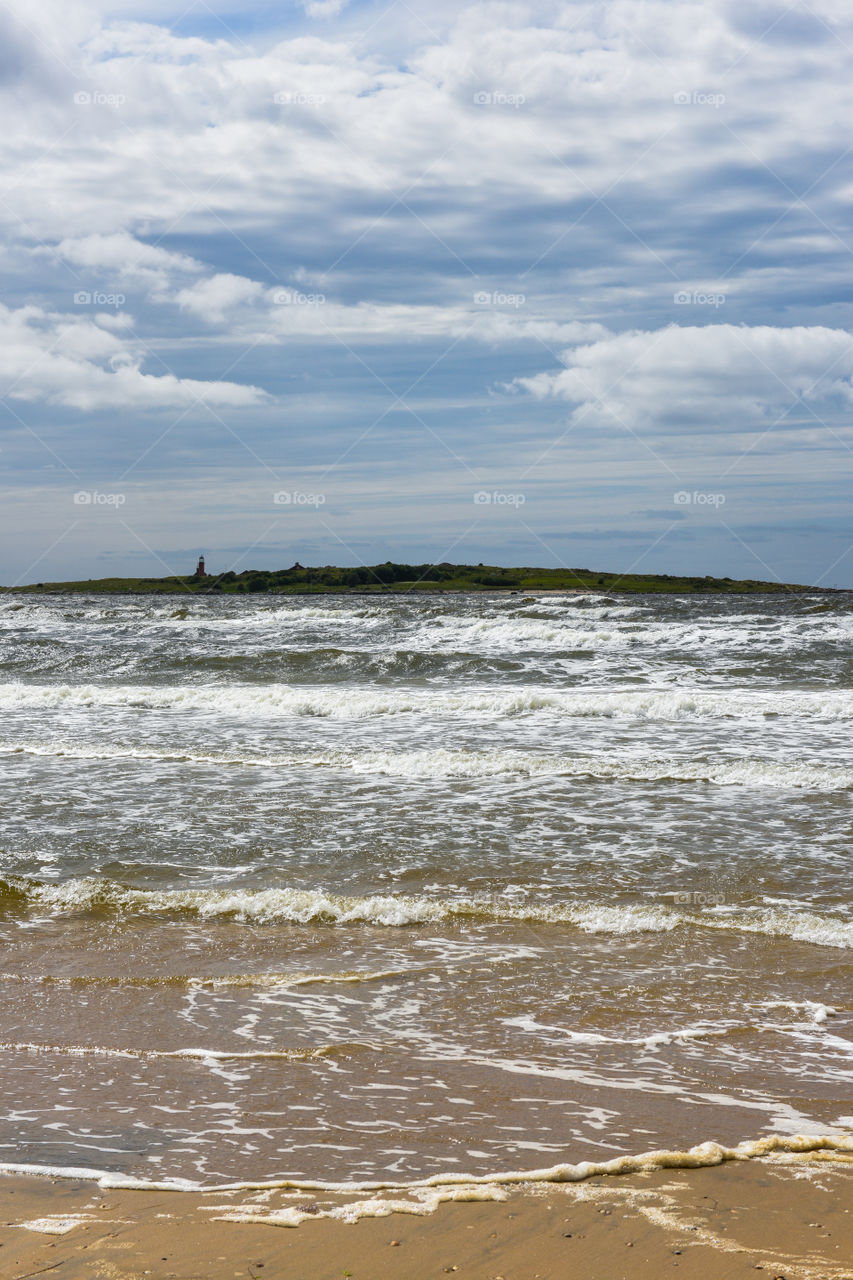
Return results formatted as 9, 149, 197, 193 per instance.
0, 590, 850, 1186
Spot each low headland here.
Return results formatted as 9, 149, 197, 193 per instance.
2, 562, 842, 595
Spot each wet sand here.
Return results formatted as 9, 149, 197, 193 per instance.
1, 1158, 851, 1280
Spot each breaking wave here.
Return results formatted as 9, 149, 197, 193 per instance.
2, 877, 850, 946
3, 680, 853, 721
0, 1133, 850, 1198
2, 737, 850, 789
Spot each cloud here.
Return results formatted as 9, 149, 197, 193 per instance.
300, 0, 350, 17
513, 323, 853, 434
2, 0, 849, 293
52, 233, 204, 305
0, 303, 267, 410
176, 272, 266, 320
259, 298, 611, 344
2, 0, 853, 582
56, 233, 201, 277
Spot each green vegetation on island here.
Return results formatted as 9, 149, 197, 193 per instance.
2, 562, 836, 595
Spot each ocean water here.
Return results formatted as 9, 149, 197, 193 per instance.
0, 590, 851, 1190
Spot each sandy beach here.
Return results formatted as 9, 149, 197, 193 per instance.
1, 1157, 851, 1280
4, 0, 853, 1261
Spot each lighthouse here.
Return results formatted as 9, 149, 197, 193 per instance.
195, 555, 206, 578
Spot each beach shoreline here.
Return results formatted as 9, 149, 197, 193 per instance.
2, 592, 851, 1277
1, 1157, 851, 1280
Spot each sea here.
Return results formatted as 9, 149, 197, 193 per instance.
0, 589, 851, 1193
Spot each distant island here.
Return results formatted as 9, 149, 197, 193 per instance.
3, 563, 842, 595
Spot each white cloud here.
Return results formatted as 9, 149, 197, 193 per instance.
514, 323, 853, 433
173, 284, 614, 344
2, 0, 850, 268
300, 0, 350, 17
52, 233, 204, 304
0, 303, 267, 410
56, 233, 202, 279
42, 230, 616, 345
176, 272, 265, 320
2, 0, 853, 583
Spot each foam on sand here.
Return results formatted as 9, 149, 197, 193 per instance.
0, 1133, 850, 1200
13, 1214, 107, 1235
205, 1184, 509, 1228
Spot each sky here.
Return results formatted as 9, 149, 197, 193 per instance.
1, 0, 852, 586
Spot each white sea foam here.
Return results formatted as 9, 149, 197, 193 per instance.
5, 878, 851, 946
759, 1000, 837, 1023
505, 1014, 754, 1049
3, 738, 851, 790
206, 1183, 509, 1228
505, 1009, 849, 1050
13, 1214, 106, 1235
1, 1134, 850, 1198
408, 611, 853, 656
0, 966, 418, 990
0, 1040, 356, 1062
3, 680, 853, 722
701, 907, 853, 949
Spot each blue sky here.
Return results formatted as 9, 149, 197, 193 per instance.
1, 0, 852, 585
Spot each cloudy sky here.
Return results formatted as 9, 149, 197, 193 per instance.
2, 0, 852, 585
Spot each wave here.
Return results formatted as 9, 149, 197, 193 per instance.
406, 612, 853, 655
0, 1133, 850, 1198
0, 1039, 368, 1062
0, 967, 416, 990
504, 1003, 844, 1049
0, 648, 522, 682
3, 1018, 842, 1068
2, 877, 850, 946
2, 738, 850, 789
3, 680, 853, 722
5, 599, 853, 656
